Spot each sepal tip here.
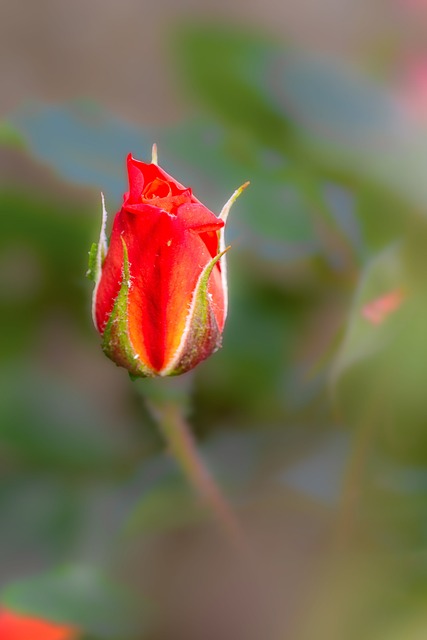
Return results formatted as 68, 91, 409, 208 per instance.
220, 181, 250, 223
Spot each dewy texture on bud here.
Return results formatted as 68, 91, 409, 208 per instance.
89, 148, 247, 378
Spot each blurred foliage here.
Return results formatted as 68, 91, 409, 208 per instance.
2, 20, 427, 640
1, 565, 147, 639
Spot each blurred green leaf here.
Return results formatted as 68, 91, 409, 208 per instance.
0, 475, 82, 588
1, 565, 147, 638
159, 120, 319, 250
175, 23, 427, 216
9, 106, 323, 265
296, 553, 419, 640
331, 235, 427, 464
126, 469, 203, 534
0, 121, 24, 148
266, 51, 399, 144
173, 25, 291, 150
9, 102, 150, 202
262, 49, 427, 212
0, 188, 94, 358
194, 283, 292, 425
331, 243, 405, 386
365, 480, 427, 551
0, 366, 133, 473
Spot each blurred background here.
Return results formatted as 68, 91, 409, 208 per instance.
2, 0, 427, 638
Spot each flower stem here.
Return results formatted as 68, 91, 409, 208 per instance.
335, 392, 380, 548
152, 402, 245, 549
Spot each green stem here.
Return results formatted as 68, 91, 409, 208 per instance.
152, 402, 245, 549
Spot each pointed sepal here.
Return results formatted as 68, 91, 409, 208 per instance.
90, 193, 110, 328
86, 242, 99, 282
162, 246, 231, 376
101, 239, 155, 378
218, 181, 249, 321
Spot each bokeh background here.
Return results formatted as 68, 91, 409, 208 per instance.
2, 1, 427, 638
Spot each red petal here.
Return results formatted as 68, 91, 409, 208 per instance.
177, 204, 224, 264
126, 155, 195, 204
124, 208, 224, 372
177, 203, 224, 234
94, 211, 125, 334
122, 202, 167, 216
126, 154, 146, 203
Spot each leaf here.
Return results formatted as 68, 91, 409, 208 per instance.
267, 51, 427, 211
0, 121, 24, 148
174, 23, 395, 152
330, 240, 427, 464
9, 102, 150, 202
158, 120, 321, 263
331, 243, 406, 387
0, 476, 82, 589
173, 24, 291, 149
126, 468, 204, 533
268, 51, 399, 145
175, 24, 427, 213
1, 566, 148, 639
0, 365, 133, 473
10, 104, 321, 263
296, 552, 417, 640
0, 188, 93, 358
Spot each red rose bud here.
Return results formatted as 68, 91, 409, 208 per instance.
0, 608, 77, 640
89, 146, 248, 377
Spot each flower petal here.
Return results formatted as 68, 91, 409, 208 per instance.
122, 208, 224, 372
162, 246, 230, 375
126, 155, 193, 204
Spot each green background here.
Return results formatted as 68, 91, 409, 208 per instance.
2, 6, 427, 639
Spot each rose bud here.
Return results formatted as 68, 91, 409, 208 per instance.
88, 146, 248, 377
0, 608, 77, 640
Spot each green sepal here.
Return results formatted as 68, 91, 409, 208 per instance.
101, 239, 155, 378
86, 242, 98, 281
163, 247, 229, 376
